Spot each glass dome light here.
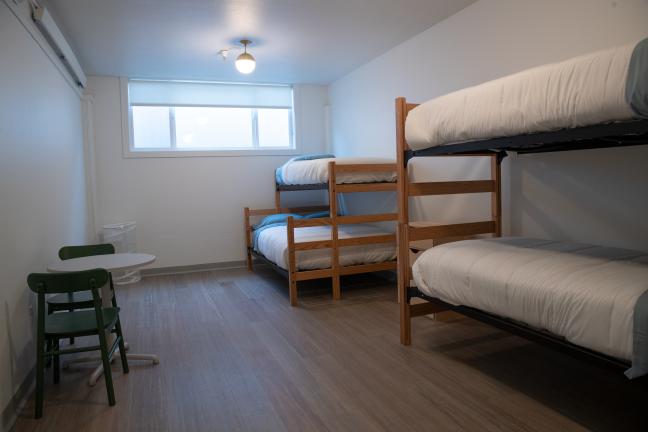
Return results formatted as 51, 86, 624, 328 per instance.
235, 40, 256, 74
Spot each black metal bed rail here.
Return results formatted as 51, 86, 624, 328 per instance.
405, 119, 648, 161
408, 287, 630, 371
250, 248, 289, 278
276, 183, 328, 191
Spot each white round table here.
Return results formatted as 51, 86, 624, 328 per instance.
47, 253, 156, 274
47, 253, 159, 386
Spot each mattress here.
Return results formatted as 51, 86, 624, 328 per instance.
255, 224, 396, 270
276, 157, 397, 185
412, 237, 648, 363
406, 38, 648, 151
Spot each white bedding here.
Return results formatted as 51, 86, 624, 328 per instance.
412, 237, 648, 361
255, 224, 396, 270
277, 157, 396, 185
405, 41, 640, 150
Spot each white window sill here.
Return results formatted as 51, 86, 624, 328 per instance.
123, 148, 300, 158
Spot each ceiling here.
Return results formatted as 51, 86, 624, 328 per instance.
47, 0, 475, 84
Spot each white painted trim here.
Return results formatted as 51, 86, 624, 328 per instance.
292, 84, 305, 157
123, 149, 301, 158
140, 260, 248, 277
119, 78, 302, 158
119, 76, 132, 159
81, 95, 100, 241
1, 366, 35, 432
324, 104, 331, 154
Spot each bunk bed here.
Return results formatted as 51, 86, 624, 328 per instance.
396, 37, 648, 377
273, 155, 397, 209
245, 160, 398, 306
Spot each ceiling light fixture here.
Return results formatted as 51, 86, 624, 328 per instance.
235, 39, 256, 74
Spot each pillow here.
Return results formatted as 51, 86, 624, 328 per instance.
253, 213, 302, 230
303, 211, 330, 219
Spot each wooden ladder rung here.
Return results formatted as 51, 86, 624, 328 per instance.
338, 234, 396, 247
409, 180, 495, 196
336, 183, 397, 193
408, 221, 496, 241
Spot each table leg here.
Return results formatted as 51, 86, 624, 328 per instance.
88, 351, 159, 386
85, 276, 159, 386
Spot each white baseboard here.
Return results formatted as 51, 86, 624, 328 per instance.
2, 366, 35, 432
140, 260, 248, 277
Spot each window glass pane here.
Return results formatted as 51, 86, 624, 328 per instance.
258, 108, 291, 148
132, 106, 171, 149
174, 107, 253, 149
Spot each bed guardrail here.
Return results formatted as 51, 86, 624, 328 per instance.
246, 161, 399, 306
286, 212, 397, 305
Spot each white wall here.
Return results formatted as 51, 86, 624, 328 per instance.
86, 77, 328, 268
329, 0, 648, 250
0, 1, 90, 429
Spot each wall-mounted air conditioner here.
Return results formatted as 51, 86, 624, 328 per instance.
31, 5, 87, 88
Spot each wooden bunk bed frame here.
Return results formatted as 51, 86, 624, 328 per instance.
244, 161, 398, 306
395, 96, 648, 369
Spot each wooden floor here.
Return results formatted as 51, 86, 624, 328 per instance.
14, 266, 648, 431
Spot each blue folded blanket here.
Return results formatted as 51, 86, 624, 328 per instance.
253, 221, 290, 251
626, 37, 648, 118
627, 289, 648, 379
252, 213, 302, 250
275, 154, 335, 185
252, 211, 334, 251
292, 154, 336, 161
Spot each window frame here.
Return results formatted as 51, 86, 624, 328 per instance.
120, 78, 301, 158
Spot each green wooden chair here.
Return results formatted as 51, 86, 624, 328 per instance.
47, 244, 115, 346
27, 269, 129, 419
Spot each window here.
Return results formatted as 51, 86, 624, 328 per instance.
124, 80, 296, 156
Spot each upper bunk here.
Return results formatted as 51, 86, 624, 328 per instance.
275, 155, 397, 192
402, 38, 648, 160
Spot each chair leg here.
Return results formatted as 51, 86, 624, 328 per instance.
69, 309, 75, 345
45, 339, 52, 369
53, 339, 60, 384
46, 307, 53, 368
35, 336, 45, 419
114, 320, 129, 374
97, 329, 116, 406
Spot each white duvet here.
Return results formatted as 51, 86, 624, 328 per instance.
406, 42, 638, 150
412, 237, 648, 361
256, 224, 396, 270
277, 157, 396, 185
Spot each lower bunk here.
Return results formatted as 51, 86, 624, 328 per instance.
403, 236, 648, 378
244, 206, 397, 306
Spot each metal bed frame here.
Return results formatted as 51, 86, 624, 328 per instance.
396, 96, 648, 371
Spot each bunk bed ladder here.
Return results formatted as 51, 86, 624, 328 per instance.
396, 97, 504, 345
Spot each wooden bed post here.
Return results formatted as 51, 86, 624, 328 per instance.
328, 161, 341, 300
395, 97, 412, 345
287, 216, 298, 306
275, 189, 281, 211
491, 155, 503, 237
244, 207, 253, 271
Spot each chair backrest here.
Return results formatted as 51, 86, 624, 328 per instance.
58, 244, 115, 260
27, 269, 109, 295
